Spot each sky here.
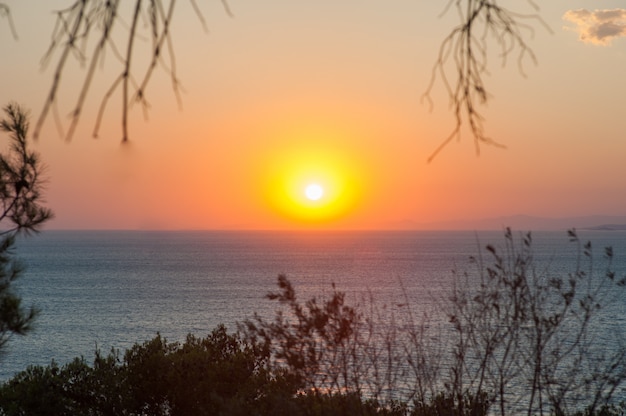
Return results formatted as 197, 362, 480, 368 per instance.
1, 0, 625, 230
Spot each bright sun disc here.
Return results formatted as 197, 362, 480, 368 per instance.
260, 140, 365, 226
305, 184, 324, 201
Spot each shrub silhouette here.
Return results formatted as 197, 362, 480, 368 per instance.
444, 229, 626, 415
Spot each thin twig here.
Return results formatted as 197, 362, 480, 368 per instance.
0, 3, 19, 40
122, 1, 143, 142
35, 0, 219, 142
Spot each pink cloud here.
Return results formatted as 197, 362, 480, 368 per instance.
563, 8, 626, 45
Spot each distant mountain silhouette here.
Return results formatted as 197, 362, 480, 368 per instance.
385, 215, 626, 231
584, 223, 626, 231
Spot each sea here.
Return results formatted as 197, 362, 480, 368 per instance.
3, 229, 626, 387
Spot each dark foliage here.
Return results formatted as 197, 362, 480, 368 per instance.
0, 103, 52, 352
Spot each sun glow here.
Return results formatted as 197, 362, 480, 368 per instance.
305, 183, 324, 201
260, 143, 364, 227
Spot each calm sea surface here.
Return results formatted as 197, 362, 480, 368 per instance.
3, 229, 626, 381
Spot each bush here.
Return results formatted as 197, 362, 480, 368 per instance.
0, 326, 276, 415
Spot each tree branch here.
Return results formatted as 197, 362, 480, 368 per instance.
0, 3, 18, 40
33, 0, 226, 142
423, 0, 550, 162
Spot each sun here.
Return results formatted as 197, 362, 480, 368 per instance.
305, 183, 324, 201
261, 148, 363, 226
257, 124, 369, 227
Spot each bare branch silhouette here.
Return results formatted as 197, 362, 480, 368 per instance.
33, 0, 229, 142
5, 1, 551, 152
0, 3, 18, 40
423, 0, 551, 162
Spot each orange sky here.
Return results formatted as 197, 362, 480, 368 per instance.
1, 1, 626, 230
